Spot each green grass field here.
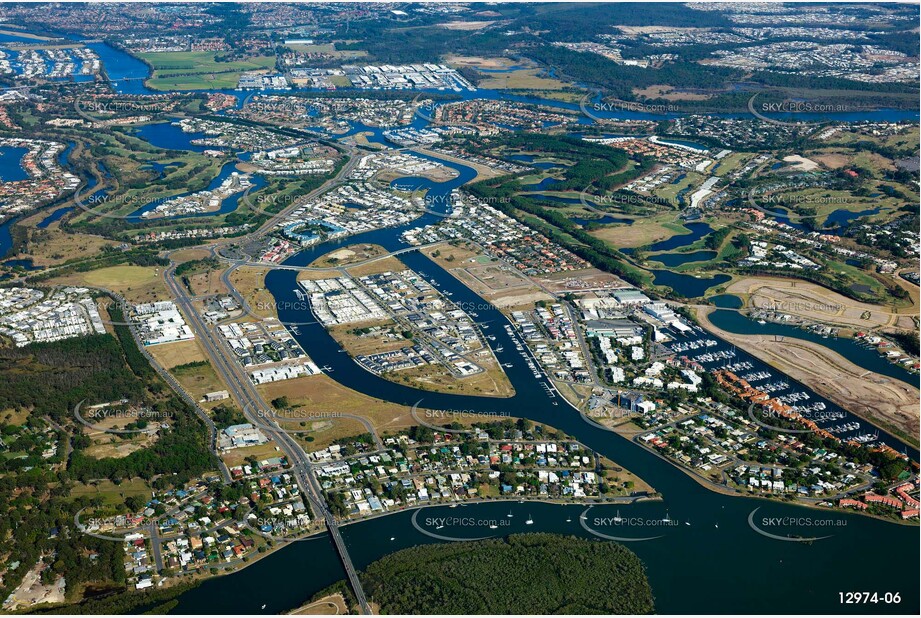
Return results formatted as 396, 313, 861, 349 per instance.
137, 51, 277, 91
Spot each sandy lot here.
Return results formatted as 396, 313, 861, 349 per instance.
726, 276, 918, 331
439, 20, 496, 31
536, 268, 628, 294
698, 307, 919, 444
782, 155, 819, 171
288, 593, 348, 615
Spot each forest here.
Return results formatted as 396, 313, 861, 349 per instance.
359, 533, 655, 614
0, 334, 149, 420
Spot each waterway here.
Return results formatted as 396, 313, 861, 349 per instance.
649, 249, 717, 267
134, 121, 211, 153
624, 221, 713, 254
0, 146, 30, 182
708, 307, 918, 388
0, 217, 16, 258
165, 149, 921, 615
37, 206, 75, 228
823, 207, 881, 229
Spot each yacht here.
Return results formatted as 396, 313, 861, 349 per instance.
525, 515, 534, 525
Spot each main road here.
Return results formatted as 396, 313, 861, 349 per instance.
163, 261, 372, 614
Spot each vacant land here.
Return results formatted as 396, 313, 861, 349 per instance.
229, 266, 276, 319
479, 68, 571, 91
309, 244, 389, 268
51, 265, 169, 303
412, 147, 506, 180
590, 218, 688, 249
170, 360, 229, 406
440, 21, 496, 31
425, 242, 553, 310
70, 478, 152, 507
256, 374, 413, 436
726, 276, 918, 330
138, 51, 276, 91
221, 441, 283, 468
15, 228, 114, 267
288, 593, 348, 615
147, 339, 208, 369
444, 55, 519, 70
633, 85, 711, 101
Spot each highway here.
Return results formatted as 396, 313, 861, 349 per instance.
126, 138, 395, 614
163, 263, 372, 614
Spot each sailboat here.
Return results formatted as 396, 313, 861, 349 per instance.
507, 509, 513, 518
612, 510, 623, 523
525, 515, 534, 525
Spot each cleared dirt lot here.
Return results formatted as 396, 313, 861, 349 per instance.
726, 276, 918, 331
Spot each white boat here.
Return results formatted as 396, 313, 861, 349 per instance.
390, 536, 395, 541
261, 604, 267, 610
525, 515, 534, 525
757, 320, 766, 325
436, 525, 444, 530
507, 510, 513, 518
566, 517, 572, 523
612, 510, 623, 523
489, 524, 498, 529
